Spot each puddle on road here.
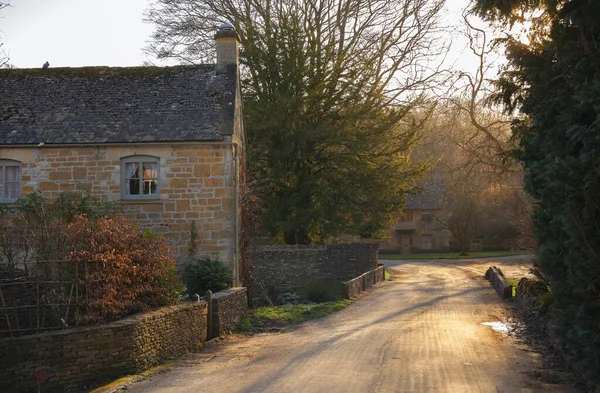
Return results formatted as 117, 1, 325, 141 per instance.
481, 321, 513, 334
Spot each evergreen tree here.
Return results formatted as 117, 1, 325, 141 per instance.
473, 0, 600, 386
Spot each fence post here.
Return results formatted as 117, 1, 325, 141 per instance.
206, 290, 213, 340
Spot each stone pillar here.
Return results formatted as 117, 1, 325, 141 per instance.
215, 23, 239, 72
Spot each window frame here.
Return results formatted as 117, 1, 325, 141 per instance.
0, 160, 22, 204
120, 156, 161, 200
400, 211, 414, 222
420, 213, 433, 223
421, 234, 434, 250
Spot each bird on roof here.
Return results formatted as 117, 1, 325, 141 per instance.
42, 61, 49, 69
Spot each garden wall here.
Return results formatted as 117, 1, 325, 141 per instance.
342, 265, 386, 299
250, 243, 379, 296
0, 302, 207, 393
485, 266, 512, 298
210, 287, 248, 337
0, 292, 247, 393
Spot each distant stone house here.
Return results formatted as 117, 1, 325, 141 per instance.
0, 26, 245, 282
380, 175, 451, 254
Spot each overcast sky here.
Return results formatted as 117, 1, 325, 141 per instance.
1, 0, 476, 69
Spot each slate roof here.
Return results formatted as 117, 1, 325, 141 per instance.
0, 65, 238, 145
406, 174, 445, 210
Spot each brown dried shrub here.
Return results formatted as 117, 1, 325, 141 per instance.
67, 216, 181, 325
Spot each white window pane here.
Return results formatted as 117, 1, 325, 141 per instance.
5, 166, 19, 182
127, 179, 140, 195
143, 162, 158, 179
122, 158, 159, 198
126, 162, 139, 179
5, 182, 19, 199
143, 180, 158, 195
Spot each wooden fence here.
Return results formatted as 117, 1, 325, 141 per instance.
0, 259, 91, 338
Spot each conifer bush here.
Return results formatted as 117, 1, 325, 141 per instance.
183, 258, 232, 297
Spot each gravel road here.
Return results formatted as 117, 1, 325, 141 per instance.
120, 257, 577, 393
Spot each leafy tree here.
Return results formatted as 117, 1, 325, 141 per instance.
146, 0, 448, 243
473, 0, 600, 386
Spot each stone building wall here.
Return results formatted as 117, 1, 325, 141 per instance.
0, 302, 207, 393
0, 144, 236, 269
250, 243, 379, 294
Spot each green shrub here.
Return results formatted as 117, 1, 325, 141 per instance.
183, 259, 232, 297
277, 292, 301, 305
237, 316, 254, 332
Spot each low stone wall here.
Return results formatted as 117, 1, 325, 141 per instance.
516, 277, 561, 349
342, 266, 386, 299
0, 302, 207, 393
132, 303, 208, 371
250, 243, 379, 295
485, 266, 512, 298
211, 287, 248, 337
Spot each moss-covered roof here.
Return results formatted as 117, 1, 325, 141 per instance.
406, 174, 446, 210
0, 64, 238, 145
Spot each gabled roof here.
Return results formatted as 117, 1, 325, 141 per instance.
0, 65, 238, 145
406, 174, 445, 210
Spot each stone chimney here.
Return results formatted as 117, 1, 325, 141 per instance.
215, 23, 239, 72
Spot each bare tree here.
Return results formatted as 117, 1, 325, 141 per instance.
146, 0, 450, 101
146, 0, 452, 243
447, 12, 518, 177
414, 104, 525, 252
0, 1, 12, 68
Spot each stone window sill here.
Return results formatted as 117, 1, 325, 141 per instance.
117, 199, 164, 205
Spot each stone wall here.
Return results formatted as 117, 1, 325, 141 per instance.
0, 144, 236, 269
342, 266, 386, 299
210, 287, 248, 337
485, 266, 512, 298
132, 303, 208, 371
0, 302, 207, 393
250, 243, 378, 294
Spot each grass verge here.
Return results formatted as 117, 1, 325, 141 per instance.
378, 251, 522, 260
238, 299, 350, 332
505, 277, 519, 298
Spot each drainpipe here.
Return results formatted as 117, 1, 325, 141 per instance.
233, 143, 240, 287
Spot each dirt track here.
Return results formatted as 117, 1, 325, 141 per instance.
120, 257, 576, 393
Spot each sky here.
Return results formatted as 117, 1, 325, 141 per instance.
0, 0, 156, 67
0, 0, 479, 70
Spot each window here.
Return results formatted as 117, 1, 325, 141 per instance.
0, 160, 21, 203
400, 211, 414, 222
421, 213, 433, 223
121, 156, 160, 199
421, 234, 433, 250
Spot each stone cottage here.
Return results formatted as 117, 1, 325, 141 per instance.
380, 174, 451, 254
0, 26, 245, 282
